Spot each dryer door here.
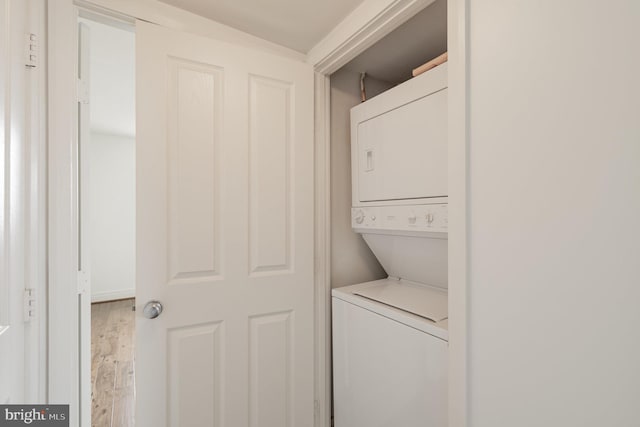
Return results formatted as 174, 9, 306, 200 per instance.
354, 89, 448, 202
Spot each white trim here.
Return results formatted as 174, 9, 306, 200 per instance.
0, 0, 9, 342
0, 0, 47, 404
91, 289, 135, 303
307, 0, 435, 74
25, 0, 48, 404
313, 72, 332, 427
447, 0, 468, 426
47, 0, 80, 422
77, 7, 135, 31
76, 0, 305, 61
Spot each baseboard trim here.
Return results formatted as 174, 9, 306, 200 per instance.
91, 289, 135, 303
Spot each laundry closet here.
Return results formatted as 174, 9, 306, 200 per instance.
329, 0, 449, 425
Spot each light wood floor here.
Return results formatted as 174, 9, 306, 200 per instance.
91, 299, 135, 427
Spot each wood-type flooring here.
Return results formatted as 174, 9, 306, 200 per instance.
91, 299, 135, 427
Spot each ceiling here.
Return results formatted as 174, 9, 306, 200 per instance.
158, 0, 365, 53
343, 0, 447, 84
81, 18, 136, 137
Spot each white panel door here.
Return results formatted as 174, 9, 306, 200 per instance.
136, 21, 314, 427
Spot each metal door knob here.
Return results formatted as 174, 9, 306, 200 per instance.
143, 300, 163, 319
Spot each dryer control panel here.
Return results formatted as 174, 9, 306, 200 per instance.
352, 204, 448, 234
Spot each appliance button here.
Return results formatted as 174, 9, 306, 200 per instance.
426, 213, 434, 224
408, 214, 417, 225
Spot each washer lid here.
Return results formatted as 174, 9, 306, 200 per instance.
353, 280, 447, 322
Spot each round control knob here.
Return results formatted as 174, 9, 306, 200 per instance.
354, 209, 365, 224
408, 213, 417, 225
426, 213, 435, 224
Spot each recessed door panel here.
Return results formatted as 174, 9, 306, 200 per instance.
249, 311, 293, 427
167, 59, 223, 284
167, 322, 224, 427
248, 76, 293, 276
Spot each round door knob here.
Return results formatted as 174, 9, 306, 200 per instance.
354, 209, 365, 224
143, 300, 163, 319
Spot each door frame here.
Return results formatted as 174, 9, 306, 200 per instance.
0, 0, 48, 404
47, 1, 468, 427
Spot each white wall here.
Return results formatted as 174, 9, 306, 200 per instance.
468, 2, 640, 426
83, 18, 136, 302
329, 69, 391, 288
89, 132, 135, 302
84, 18, 135, 137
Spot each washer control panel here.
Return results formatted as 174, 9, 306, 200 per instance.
352, 204, 448, 233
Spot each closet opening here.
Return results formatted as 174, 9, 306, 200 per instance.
327, 0, 449, 425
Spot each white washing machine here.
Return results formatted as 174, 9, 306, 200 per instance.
332, 278, 448, 427
333, 64, 449, 427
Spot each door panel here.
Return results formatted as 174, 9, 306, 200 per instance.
167, 59, 222, 282
249, 311, 293, 427
136, 21, 314, 427
167, 321, 223, 427
248, 76, 294, 275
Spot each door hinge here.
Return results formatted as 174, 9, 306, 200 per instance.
77, 79, 90, 104
25, 33, 37, 68
23, 288, 36, 322
77, 270, 89, 295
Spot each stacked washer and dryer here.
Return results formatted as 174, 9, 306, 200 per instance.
332, 63, 449, 427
